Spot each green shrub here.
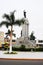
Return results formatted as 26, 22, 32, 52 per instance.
4, 51, 17, 54
12, 46, 43, 52
20, 45, 26, 51
4, 42, 9, 50
35, 48, 43, 51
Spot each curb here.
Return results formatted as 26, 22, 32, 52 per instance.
0, 58, 43, 61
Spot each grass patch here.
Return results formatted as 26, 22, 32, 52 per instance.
4, 51, 17, 54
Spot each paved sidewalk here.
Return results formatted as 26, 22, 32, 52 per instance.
0, 51, 43, 60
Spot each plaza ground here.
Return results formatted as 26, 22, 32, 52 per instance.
0, 51, 43, 60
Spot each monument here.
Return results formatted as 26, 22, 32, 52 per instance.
15, 11, 36, 48
22, 10, 29, 37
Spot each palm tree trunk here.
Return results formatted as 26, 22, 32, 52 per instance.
9, 26, 13, 53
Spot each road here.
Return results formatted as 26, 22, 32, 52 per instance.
0, 60, 43, 65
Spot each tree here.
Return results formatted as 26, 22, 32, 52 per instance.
0, 10, 25, 53
30, 31, 36, 40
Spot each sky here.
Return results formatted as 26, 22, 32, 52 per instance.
0, 0, 43, 40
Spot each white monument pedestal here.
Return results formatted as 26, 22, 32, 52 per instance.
16, 18, 36, 48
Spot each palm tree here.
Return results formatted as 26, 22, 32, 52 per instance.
5, 29, 16, 39
0, 10, 25, 53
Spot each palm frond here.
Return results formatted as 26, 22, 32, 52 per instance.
5, 30, 11, 35
5, 35, 8, 38
14, 18, 25, 26
3, 14, 11, 21
10, 12, 15, 24
5, 29, 16, 37
14, 19, 21, 26
0, 21, 10, 28
13, 33, 16, 37
20, 18, 25, 24
9, 10, 16, 25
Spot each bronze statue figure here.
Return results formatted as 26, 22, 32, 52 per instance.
23, 10, 26, 18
